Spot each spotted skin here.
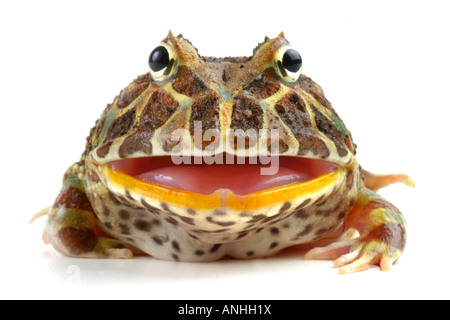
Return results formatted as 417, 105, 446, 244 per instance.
36, 32, 413, 274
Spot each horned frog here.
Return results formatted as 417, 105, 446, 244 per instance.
33, 31, 414, 274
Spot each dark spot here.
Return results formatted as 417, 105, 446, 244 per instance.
187, 208, 197, 216
247, 214, 267, 224
160, 202, 172, 213
222, 67, 231, 82
279, 202, 292, 214
118, 210, 130, 220
141, 199, 160, 214
172, 66, 207, 96
108, 191, 122, 205
102, 205, 110, 217
96, 141, 112, 158
172, 253, 179, 261
189, 90, 220, 150
172, 241, 181, 252
152, 219, 162, 226
118, 224, 130, 235
333, 199, 344, 211
270, 242, 279, 249
293, 224, 313, 240
295, 198, 311, 210
313, 194, 326, 206
337, 211, 347, 220
165, 216, 179, 226
134, 220, 151, 232
180, 216, 195, 225
282, 223, 290, 229
346, 170, 355, 189
119, 131, 152, 158
235, 232, 248, 240
246, 251, 255, 257
244, 69, 280, 99
210, 244, 222, 253
98, 109, 136, 157
195, 250, 205, 256
315, 226, 334, 236
315, 210, 333, 217
262, 215, 278, 223
270, 227, 280, 235
214, 209, 226, 216
104, 222, 113, 230
152, 236, 163, 246
239, 211, 252, 217
230, 95, 263, 149
315, 197, 329, 207
115, 194, 130, 205
124, 190, 134, 201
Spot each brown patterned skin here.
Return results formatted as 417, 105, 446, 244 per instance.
37, 32, 413, 274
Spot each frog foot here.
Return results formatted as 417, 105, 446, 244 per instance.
44, 226, 134, 259
43, 173, 135, 259
304, 236, 400, 274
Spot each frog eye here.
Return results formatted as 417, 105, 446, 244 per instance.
274, 46, 302, 83
148, 44, 177, 83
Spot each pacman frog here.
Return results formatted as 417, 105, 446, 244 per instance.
32, 32, 414, 274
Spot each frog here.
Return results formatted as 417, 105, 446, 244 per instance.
32, 31, 414, 274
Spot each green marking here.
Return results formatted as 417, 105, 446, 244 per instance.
99, 111, 117, 142
219, 88, 233, 101
181, 97, 193, 107
52, 207, 93, 228
260, 101, 269, 109
64, 174, 85, 192
330, 114, 350, 137
385, 209, 407, 225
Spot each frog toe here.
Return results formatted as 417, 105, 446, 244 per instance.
304, 240, 353, 260
336, 241, 397, 274
95, 238, 134, 259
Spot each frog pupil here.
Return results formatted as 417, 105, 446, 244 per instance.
282, 49, 302, 73
149, 46, 169, 72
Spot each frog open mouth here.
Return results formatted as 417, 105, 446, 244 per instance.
101, 154, 343, 210
107, 155, 338, 196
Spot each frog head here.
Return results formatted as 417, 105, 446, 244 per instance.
84, 31, 357, 228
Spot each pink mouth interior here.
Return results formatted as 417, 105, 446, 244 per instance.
108, 155, 338, 196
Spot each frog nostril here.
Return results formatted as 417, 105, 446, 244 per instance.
222, 68, 231, 82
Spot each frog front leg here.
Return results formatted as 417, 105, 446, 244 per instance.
305, 188, 407, 274
43, 170, 134, 259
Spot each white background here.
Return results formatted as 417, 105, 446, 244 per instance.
1, 0, 449, 300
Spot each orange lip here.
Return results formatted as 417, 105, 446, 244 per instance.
102, 165, 343, 211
